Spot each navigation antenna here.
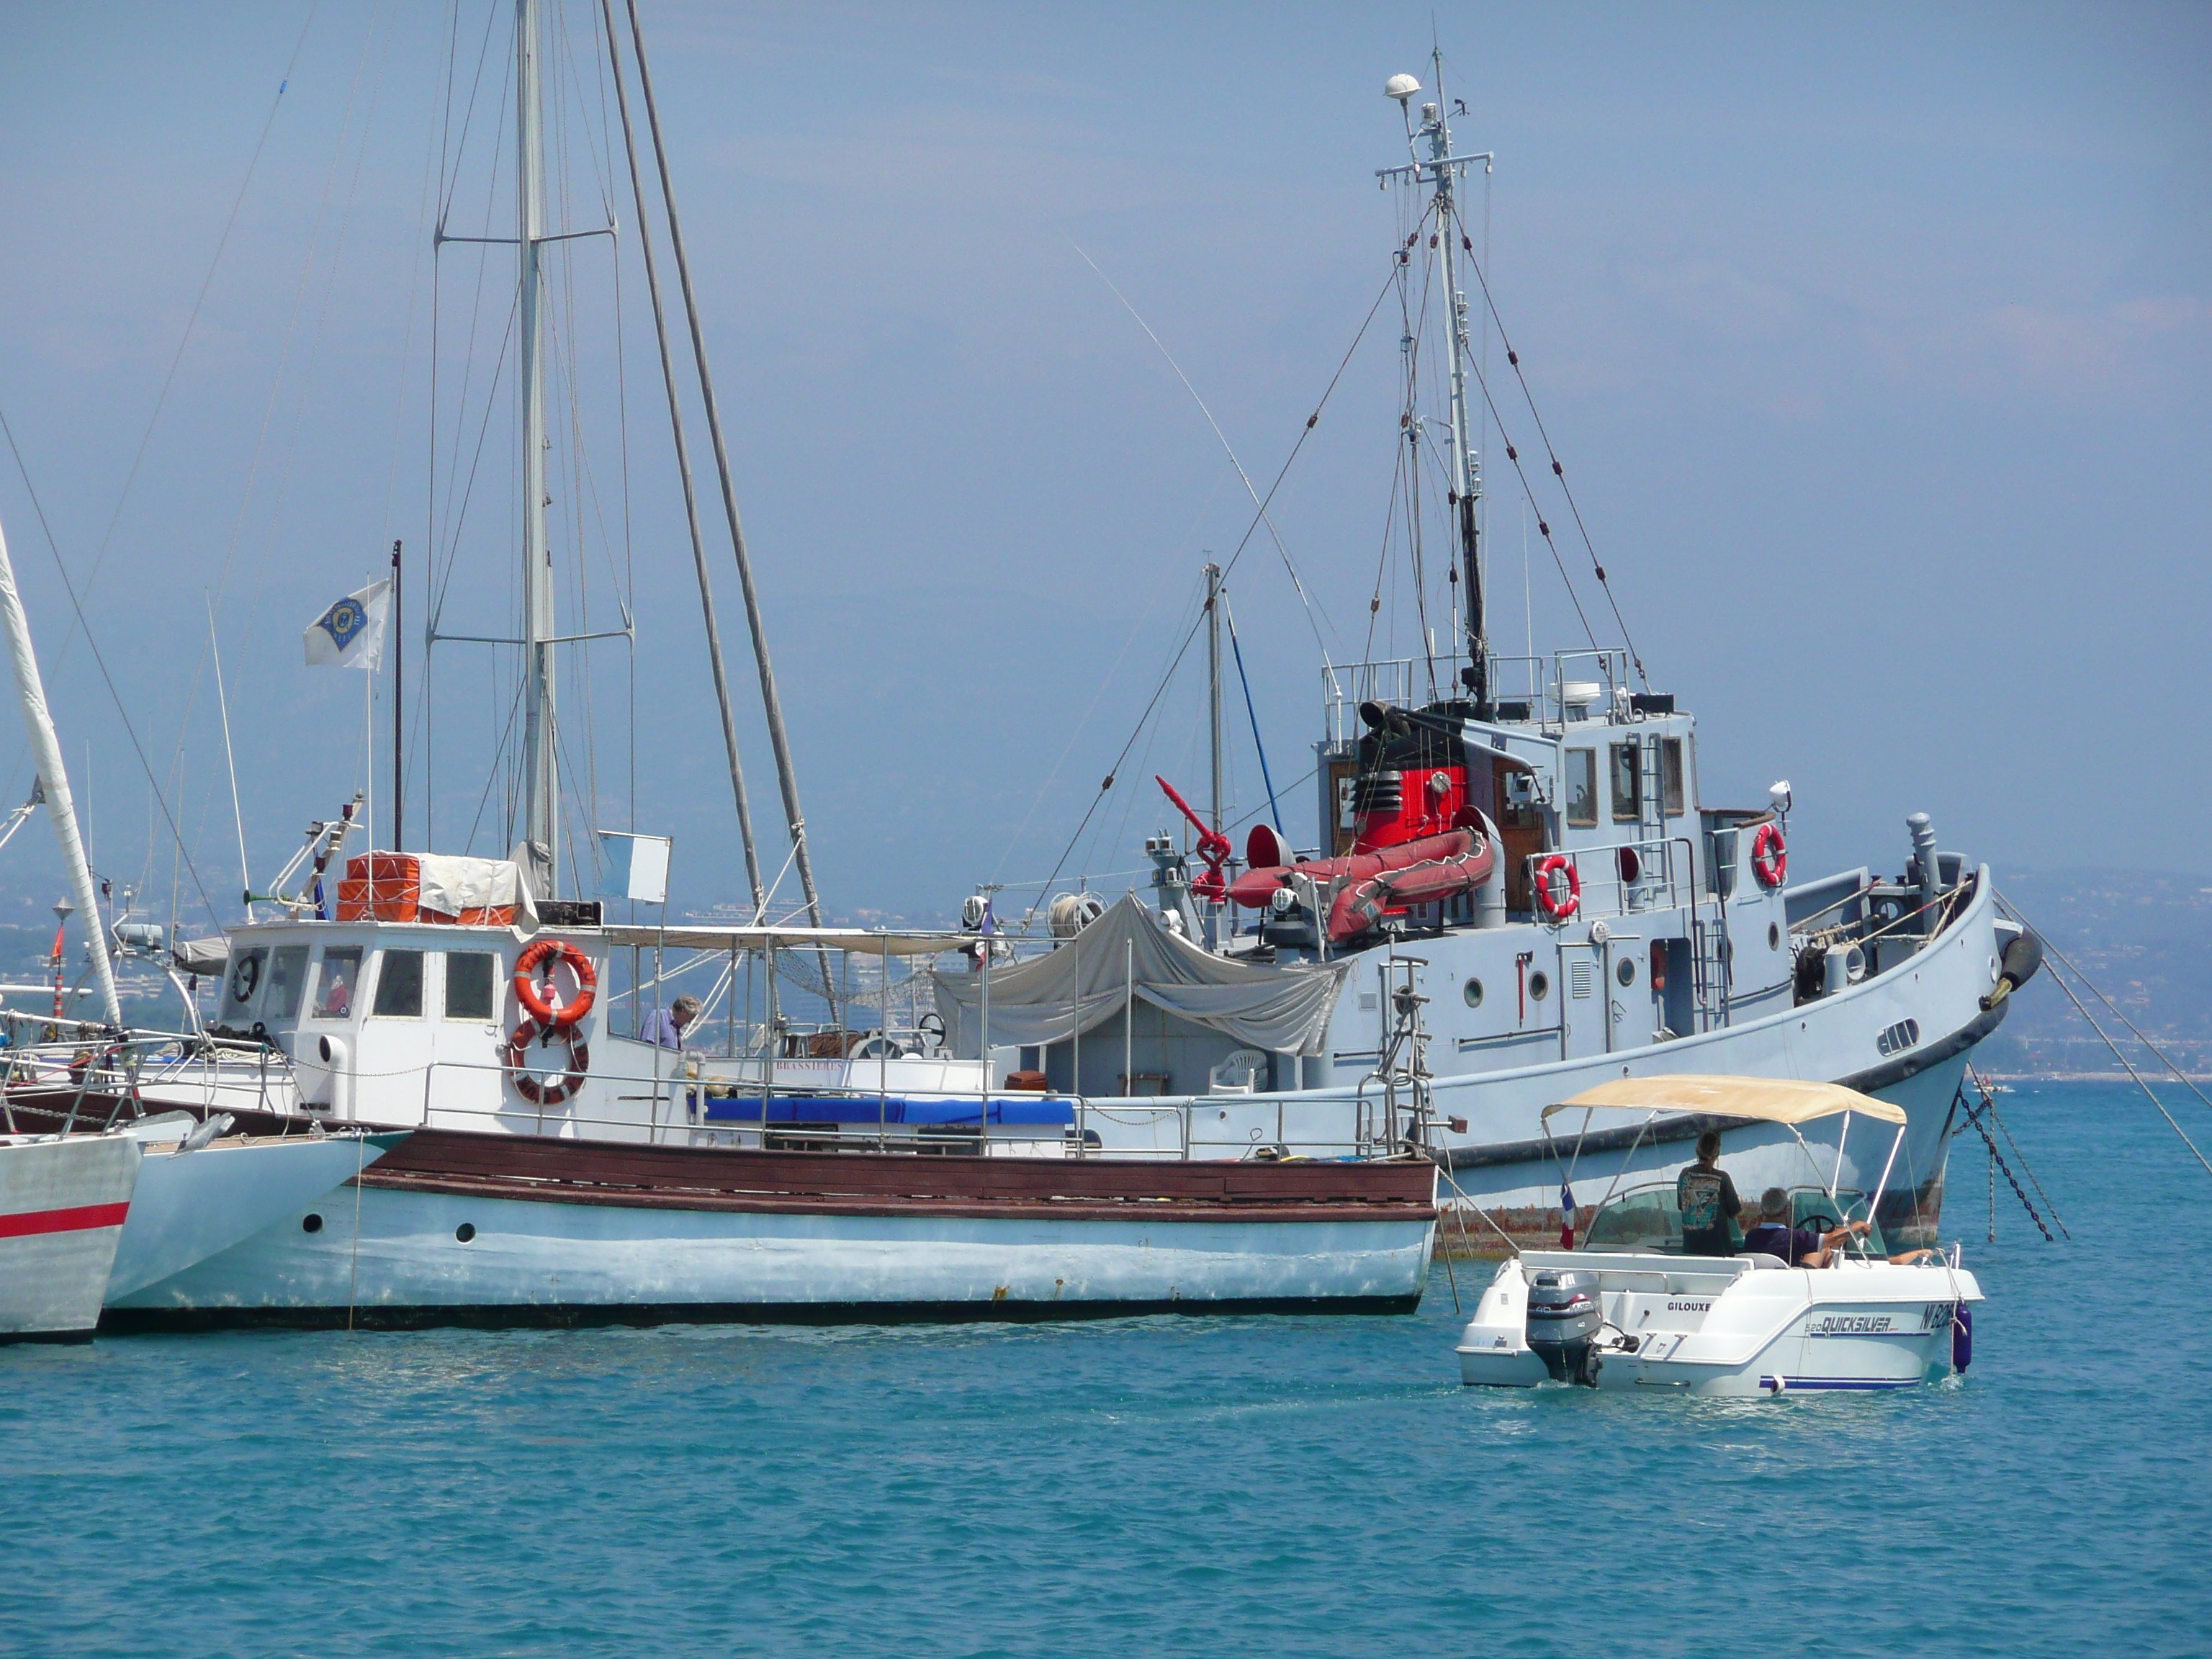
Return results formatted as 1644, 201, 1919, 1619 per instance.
1380, 55, 1493, 714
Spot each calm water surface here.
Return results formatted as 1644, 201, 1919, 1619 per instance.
4, 1084, 2206, 1657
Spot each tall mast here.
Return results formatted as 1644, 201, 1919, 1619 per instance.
1386, 57, 1488, 712
1204, 562, 1223, 837
516, 0, 559, 892
0, 511, 121, 1026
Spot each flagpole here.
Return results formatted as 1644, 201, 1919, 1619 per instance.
391, 539, 403, 851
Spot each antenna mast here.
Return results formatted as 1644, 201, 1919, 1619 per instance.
1382, 58, 1492, 713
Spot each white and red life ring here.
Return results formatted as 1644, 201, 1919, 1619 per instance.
1534, 854, 1581, 922
513, 939, 598, 1028
507, 1017, 589, 1106
1752, 822, 1788, 889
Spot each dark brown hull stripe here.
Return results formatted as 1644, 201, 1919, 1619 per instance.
102, 1293, 1423, 1334
354, 1166, 1437, 1223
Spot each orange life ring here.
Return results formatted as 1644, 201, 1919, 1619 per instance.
1753, 822, 1788, 889
514, 939, 598, 1028
1534, 854, 1581, 921
507, 1017, 589, 1106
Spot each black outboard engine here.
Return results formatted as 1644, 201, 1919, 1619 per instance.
1525, 1269, 1603, 1383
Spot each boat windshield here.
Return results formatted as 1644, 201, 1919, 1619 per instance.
1581, 1182, 1889, 1257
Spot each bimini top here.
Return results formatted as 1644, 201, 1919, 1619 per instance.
1543, 1075, 1907, 1127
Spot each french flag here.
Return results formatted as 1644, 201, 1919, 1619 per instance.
1559, 1182, 1578, 1249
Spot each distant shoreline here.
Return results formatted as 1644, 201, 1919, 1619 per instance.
1978, 1072, 2212, 1084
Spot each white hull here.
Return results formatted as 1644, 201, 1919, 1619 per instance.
110, 1183, 1434, 1325
1457, 1249, 1981, 1398
0, 1133, 139, 1340
104, 1128, 408, 1300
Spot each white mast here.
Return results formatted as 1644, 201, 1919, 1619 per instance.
516, 0, 559, 894
1386, 57, 1490, 709
0, 512, 122, 1025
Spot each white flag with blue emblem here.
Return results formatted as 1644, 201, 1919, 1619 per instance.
302, 580, 390, 670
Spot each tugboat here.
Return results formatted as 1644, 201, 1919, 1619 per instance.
929, 56, 2036, 1244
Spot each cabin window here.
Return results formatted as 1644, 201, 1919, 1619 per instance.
1610, 743, 1641, 822
313, 947, 364, 1020
372, 950, 426, 1018
1565, 750, 1597, 827
266, 945, 310, 1020
1660, 738, 1686, 817
226, 948, 268, 1012
444, 951, 496, 1021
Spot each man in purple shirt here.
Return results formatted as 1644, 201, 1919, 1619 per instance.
644, 994, 701, 1049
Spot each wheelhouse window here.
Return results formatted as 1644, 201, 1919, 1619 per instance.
1610, 743, 1641, 822
1565, 750, 1598, 827
313, 947, 364, 1020
265, 945, 310, 1020
372, 949, 426, 1018
1660, 738, 1686, 817
225, 948, 269, 1015
444, 951, 496, 1021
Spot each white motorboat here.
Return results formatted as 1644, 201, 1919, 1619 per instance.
1456, 1078, 1982, 1395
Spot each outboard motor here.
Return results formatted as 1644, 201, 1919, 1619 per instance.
1525, 1269, 1602, 1383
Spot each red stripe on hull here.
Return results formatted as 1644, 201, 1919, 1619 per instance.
0, 1201, 130, 1239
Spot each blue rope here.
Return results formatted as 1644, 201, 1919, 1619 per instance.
1223, 598, 1284, 835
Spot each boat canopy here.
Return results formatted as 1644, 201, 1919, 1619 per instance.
1545, 1075, 1907, 1127
931, 891, 1354, 1056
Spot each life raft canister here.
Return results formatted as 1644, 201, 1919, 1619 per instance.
507, 1017, 589, 1106
1752, 821, 1788, 889
513, 938, 598, 1028
1534, 854, 1581, 921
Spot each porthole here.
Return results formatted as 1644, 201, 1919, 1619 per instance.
1462, 977, 1484, 1008
455, 1223, 477, 1244
1768, 922, 1781, 950
1528, 971, 1551, 1002
1616, 958, 1636, 988
301, 1213, 324, 1234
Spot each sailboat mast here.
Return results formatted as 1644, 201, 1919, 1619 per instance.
1425, 54, 1485, 711
516, 0, 559, 892
0, 512, 121, 1026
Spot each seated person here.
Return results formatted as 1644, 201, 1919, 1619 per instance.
1673, 1130, 1743, 1256
1741, 1186, 1869, 1267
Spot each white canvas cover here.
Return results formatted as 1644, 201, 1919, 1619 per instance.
412, 853, 539, 927
930, 891, 1352, 1057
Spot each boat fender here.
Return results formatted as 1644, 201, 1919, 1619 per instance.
507, 1017, 589, 1106
514, 939, 598, 1028
1951, 1300, 1973, 1372
1534, 855, 1581, 922
1982, 929, 2044, 1011
1752, 822, 1788, 889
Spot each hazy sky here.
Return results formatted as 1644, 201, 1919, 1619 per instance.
0, 2, 2206, 929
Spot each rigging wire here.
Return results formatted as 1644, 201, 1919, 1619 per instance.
1448, 199, 1646, 686
1220, 591, 1282, 835
1069, 240, 1340, 662
0, 408, 220, 925
1024, 259, 1400, 922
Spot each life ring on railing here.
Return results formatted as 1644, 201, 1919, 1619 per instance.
513, 939, 598, 1028
1534, 854, 1581, 921
506, 1017, 589, 1106
1753, 822, 1788, 889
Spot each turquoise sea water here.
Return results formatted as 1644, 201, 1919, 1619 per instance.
4, 1083, 2206, 1658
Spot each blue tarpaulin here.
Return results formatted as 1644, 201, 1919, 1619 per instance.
698, 1094, 1076, 1127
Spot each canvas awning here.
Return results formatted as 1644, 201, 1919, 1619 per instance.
1544, 1075, 1906, 1127
930, 891, 1352, 1057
